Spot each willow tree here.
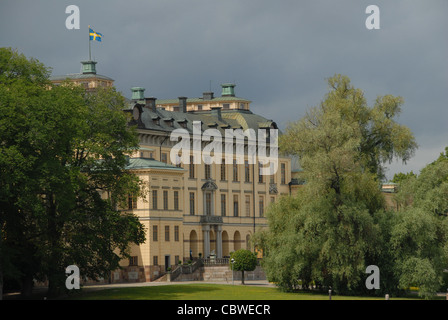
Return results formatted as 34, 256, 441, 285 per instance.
254, 74, 417, 294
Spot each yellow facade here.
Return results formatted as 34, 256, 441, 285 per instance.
120, 141, 292, 281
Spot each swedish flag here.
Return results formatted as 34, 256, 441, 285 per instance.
89, 27, 102, 42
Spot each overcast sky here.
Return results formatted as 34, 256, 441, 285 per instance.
1, 0, 447, 180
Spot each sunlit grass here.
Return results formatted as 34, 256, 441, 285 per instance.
68, 283, 422, 300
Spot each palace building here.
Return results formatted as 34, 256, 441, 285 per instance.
50, 61, 301, 282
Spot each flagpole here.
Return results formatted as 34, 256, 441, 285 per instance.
88, 25, 92, 61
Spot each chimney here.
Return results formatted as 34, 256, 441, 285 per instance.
131, 87, 145, 101
178, 97, 187, 113
211, 107, 222, 121
145, 97, 157, 112
203, 91, 214, 100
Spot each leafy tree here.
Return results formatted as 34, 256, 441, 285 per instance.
391, 148, 448, 298
230, 249, 257, 285
0, 48, 146, 298
391, 171, 417, 185
254, 74, 417, 295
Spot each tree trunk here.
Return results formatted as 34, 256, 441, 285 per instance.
241, 270, 245, 285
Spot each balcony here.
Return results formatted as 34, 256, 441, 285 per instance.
200, 215, 223, 224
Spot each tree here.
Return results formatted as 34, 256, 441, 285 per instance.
254, 74, 417, 294
391, 171, 416, 185
230, 249, 257, 285
0, 48, 146, 298
391, 148, 448, 298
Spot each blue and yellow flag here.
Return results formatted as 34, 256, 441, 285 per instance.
89, 27, 103, 42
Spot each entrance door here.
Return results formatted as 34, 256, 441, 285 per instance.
165, 255, 171, 271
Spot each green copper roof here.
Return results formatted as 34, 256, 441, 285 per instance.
125, 157, 184, 171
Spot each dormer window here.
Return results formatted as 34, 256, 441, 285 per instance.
152, 115, 160, 126
177, 119, 188, 128
163, 117, 174, 127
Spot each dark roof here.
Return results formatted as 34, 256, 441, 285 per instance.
132, 104, 279, 138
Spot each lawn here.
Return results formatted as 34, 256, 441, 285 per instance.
67, 283, 419, 300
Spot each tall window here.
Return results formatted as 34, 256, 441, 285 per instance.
258, 162, 264, 183
153, 256, 158, 266
233, 160, 238, 181
221, 159, 226, 180
221, 194, 226, 216
205, 164, 211, 180
163, 190, 168, 210
128, 193, 137, 209
245, 195, 251, 217
189, 155, 195, 178
152, 190, 158, 210
244, 160, 250, 182
174, 191, 179, 210
259, 196, 264, 217
174, 226, 179, 242
189, 192, 195, 215
129, 256, 138, 266
165, 226, 170, 241
205, 193, 212, 215
281, 163, 286, 184
161, 153, 167, 164
233, 195, 239, 217
153, 225, 158, 242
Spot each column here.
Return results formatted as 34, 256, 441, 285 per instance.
216, 225, 223, 259
203, 225, 210, 258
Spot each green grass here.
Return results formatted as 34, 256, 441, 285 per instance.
67, 283, 420, 300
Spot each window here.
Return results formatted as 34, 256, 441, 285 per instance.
163, 190, 168, 210
161, 153, 167, 164
153, 256, 158, 266
233, 160, 238, 181
245, 195, 251, 217
258, 162, 264, 183
205, 193, 212, 215
189, 192, 195, 215
129, 256, 138, 266
189, 155, 195, 178
259, 196, 264, 217
221, 159, 226, 180
233, 195, 239, 217
165, 226, 170, 241
281, 163, 286, 184
197, 104, 203, 111
223, 103, 230, 109
152, 190, 158, 210
244, 160, 250, 182
174, 191, 179, 210
205, 164, 211, 180
174, 226, 179, 242
128, 193, 137, 209
153, 225, 158, 242
221, 194, 226, 216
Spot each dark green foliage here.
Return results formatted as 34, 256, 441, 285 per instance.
0, 48, 145, 298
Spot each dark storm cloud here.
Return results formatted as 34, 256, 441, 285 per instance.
1, 0, 447, 179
